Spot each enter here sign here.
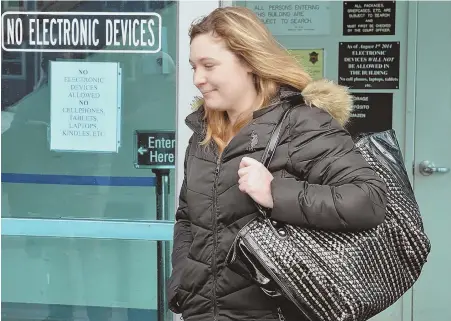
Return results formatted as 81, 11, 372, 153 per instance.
135, 130, 175, 169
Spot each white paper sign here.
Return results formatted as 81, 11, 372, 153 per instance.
246, 1, 331, 36
50, 61, 121, 153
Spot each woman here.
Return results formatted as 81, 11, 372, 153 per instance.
167, 6, 387, 321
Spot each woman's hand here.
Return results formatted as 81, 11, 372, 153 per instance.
238, 157, 274, 208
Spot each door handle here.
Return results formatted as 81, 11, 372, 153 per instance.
419, 160, 450, 176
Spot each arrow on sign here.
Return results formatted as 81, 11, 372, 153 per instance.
138, 146, 148, 155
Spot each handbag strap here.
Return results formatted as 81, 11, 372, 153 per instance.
255, 103, 292, 217
260, 104, 292, 167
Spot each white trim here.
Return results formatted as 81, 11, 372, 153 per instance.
403, 2, 419, 321
220, 0, 234, 7
174, 1, 220, 320
404, 1, 418, 188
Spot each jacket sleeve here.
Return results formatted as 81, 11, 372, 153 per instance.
269, 107, 387, 232
167, 139, 194, 313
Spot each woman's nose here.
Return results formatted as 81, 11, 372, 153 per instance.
193, 70, 206, 87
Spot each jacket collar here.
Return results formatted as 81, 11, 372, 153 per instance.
185, 79, 354, 135
185, 86, 302, 135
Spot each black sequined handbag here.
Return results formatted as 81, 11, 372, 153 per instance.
225, 107, 431, 321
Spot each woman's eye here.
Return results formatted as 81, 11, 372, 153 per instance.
205, 64, 214, 69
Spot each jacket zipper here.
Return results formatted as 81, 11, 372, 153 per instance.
185, 120, 221, 320
212, 157, 221, 321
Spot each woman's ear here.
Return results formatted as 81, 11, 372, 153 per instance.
245, 63, 253, 74
243, 62, 253, 73
238, 56, 253, 73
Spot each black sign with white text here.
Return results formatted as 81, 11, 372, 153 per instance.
346, 93, 393, 138
135, 131, 175, 169
338, 42, 400, 89
343, 1, 396, 35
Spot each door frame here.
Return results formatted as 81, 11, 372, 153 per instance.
403, 2, 418, 320
404, 1, 419, 190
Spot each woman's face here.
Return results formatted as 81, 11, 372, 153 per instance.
189, 33, 255, 113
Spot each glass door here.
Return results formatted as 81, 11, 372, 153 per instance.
1, 1, 218, 321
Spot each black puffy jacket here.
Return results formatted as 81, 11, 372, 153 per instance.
167, 80, 387, 321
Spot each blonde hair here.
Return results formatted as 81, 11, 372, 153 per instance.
189, 6, 312, 152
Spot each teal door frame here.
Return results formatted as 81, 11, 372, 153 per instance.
1, 218, 174, 240
404, 0, 419, 189
401, 2, 420, 321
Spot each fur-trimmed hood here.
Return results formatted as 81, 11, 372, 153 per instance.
187, 79, 354, 130
301, 79, 353, 126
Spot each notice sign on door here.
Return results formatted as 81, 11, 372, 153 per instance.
338, 42, 400, 89
134, 130, 175, 169
343, 1, 396, 36
246, 1, 331, 35
50, 61, 121, 153
345, 92, 393, 138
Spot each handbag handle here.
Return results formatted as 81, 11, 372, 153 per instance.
255, 104, 292, 218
